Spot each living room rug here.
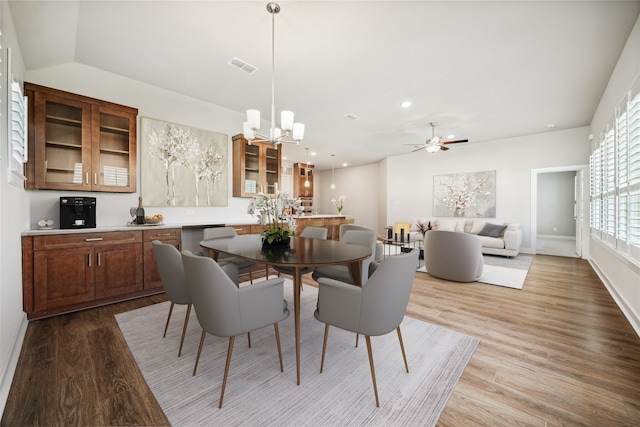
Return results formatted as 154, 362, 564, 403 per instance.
115, 280, 479, 426
417, 254, 533, 289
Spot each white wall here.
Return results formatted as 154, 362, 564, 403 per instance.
0, 2, 30, 414
537, 171, 577, 236
588, 15, 640, 334
315, 162, 380, 231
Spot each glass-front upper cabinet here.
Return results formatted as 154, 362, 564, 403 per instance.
25, 83, 138, 192
232, 134, 282, 197
92, 106, 137, 192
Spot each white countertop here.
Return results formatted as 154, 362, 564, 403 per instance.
22, 215, 353, 236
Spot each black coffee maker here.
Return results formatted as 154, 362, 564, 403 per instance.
60, 197, 96, 229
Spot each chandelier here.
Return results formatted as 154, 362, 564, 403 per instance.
243, 2, 305, 146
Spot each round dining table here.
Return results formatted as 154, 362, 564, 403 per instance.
200, 234, 372, 385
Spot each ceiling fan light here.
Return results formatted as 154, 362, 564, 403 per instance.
431, 135, 441, 144
426, 145, 440, 153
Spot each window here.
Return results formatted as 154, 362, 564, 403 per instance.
591, 76, 640, 264
7, 47, 27, 187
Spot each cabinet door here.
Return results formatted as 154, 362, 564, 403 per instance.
33, 247, 94, 311
91, 105, 137, 192
233, 135, 282, 197
94, 243, 143, 299
33, 92, 93, 191
263, 145, 281, 195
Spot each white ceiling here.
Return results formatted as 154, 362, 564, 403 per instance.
8, 1, 640, 170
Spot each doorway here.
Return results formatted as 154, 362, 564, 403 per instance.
531, 166, 587, 258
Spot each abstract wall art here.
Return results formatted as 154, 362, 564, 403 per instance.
141, 117, 228, 207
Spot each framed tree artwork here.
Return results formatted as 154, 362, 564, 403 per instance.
434, 170, 496, 218
141, 117, 228, 207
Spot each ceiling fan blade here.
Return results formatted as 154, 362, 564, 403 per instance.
442, 139, 468, 145
411, 146, 425, 153
440, 146, 450, 151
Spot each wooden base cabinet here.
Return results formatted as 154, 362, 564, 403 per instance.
143, 228, 182, 290
23, 230, 159, 320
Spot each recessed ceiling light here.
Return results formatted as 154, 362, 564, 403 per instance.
401, 101, 412, 109
447, 134, 455, 139
547, 124, 556, 129
342, 163, 348, 167
311, 151, 317, 156
344, 113, 361, 121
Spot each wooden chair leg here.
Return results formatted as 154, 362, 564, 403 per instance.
355, 333, 359, 347
365, 336, 380, 407
163, 302, 175, 338
396, 326, 409, 373
320, 324, 330, 373
247, 332, 251, 348
193, 329, 206, 376
219, 336, 235, 409
274, 323, 283, 372
178, 304, 191, 357
249, 270, 253, 284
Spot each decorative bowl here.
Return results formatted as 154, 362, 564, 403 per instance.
145, 216, 163, 224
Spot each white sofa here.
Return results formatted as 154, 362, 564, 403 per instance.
409, 218, 523, 257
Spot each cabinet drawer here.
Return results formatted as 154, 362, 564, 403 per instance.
33, 231, 141, 250
143, 228, 181, 242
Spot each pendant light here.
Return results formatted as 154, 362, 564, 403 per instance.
304, 148, 310, 187
243, 3, 305, 146
330, 154, 336, 190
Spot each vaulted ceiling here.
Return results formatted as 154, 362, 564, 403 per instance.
8, 1, 640, 169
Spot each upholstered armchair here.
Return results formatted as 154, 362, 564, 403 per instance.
314, 248, 419, 406
273, 226, 327, 279
423, 230, 483, 282
181, 251, 289, 408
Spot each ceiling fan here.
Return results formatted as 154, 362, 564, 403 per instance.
408, 122, 468, 153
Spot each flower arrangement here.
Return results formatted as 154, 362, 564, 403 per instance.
247, 192, 302, 245
332, 195, 346, 214
416, 219, 436, 236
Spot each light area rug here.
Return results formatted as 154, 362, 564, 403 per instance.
417, 255, 533, 289
116, 279, 479, 426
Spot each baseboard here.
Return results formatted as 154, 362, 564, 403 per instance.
537, 235, 575, 240
589, 259, 640, 338
0, 315, 28, 417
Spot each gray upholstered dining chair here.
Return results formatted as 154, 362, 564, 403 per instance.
339, 224, 384, 263
152, 240, 192, 357
314, 248, 419, 407
273, 226, 328, 280
423, 230, 483, 282
181, 250, 290, 408
203, 226, 265, 283
311, 229, 377, 284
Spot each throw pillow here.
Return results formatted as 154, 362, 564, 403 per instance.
438, 220, 458, 232
470, 220, 486, 234
478, 223, 507, 238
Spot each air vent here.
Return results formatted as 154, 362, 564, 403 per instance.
344, 113, 361, 121
228, 57, 258, 75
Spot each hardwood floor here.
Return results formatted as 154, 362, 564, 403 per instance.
2, 255, 640, 426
